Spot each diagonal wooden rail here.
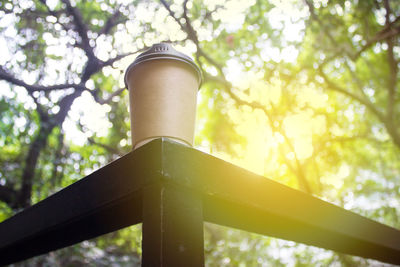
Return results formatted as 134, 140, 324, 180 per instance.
0, 138, 399, 266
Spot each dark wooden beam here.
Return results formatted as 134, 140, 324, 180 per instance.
1, 138, 400, 266
160, 140, 400, 265
0, 140, 162, 265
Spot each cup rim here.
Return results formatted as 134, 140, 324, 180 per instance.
124, 43, 202, 90
124, 57, 202, 89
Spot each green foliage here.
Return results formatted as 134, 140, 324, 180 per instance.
1, 0, 400, 266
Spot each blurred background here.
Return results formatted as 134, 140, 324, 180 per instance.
0, 0, 399, 265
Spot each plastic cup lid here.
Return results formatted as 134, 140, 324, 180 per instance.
124, 43, 202, 89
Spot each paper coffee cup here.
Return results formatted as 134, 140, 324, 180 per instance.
124, 43, 202, 149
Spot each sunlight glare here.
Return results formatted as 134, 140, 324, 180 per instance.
283, 112, 326, 160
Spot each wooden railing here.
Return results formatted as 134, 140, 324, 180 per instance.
1, 138, 399, 266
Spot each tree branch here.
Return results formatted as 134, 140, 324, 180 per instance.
281, 132, 312, 194
317, 67, 386, 122
61, 0, 94, 59
383, 0, 398, 124
317, 67, 400, 149
17, 89, 82, 208
18, 124, 53, 208
305, 0, 400, 61
87, 137, 124, 157
50, 131, 65, 188
182, 0, 199, 44
0, 66, 84, 92
101, 50, 143, 68
304, 0, 355, 59
91, 88, 125, 105
38, 0, 71, 33
60, 0, 104, 82
98, 8, 127, 36
353, 24, 400, 59
54, 90, 83, 123
159, 0, 183, 27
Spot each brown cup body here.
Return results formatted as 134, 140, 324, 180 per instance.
126, 59, 199, 149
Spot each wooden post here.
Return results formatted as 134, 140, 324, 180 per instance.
142, 182, 204, 266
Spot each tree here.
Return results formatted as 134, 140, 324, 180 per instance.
0, 0, 399, 265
